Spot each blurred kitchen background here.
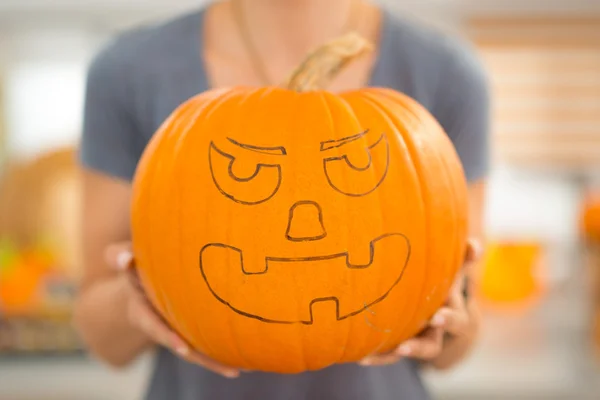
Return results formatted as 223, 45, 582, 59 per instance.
0, 0, 599, 399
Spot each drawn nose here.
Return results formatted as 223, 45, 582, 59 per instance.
285, 201, 327, 242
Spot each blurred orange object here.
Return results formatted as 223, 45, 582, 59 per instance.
0, 146, 81, 280
476, 241, 546, 313
0, 253, 45, 315
580, 191, 600, 244
19, 245, 56, 276
0, 238, 19, 275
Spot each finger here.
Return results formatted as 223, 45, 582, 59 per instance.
128, 294, 187, 353
447, 283, 466, 310
397, 327, 444, 360
465, 239, 483, 265
430, 307, 469, 337
124, 267, 144, 293
183, 351, 240, 378
450, 271, 466, 296
105, 243, 134, 271
442, 270, 467, 306
129, 294, 240, 378
359, 352, 402, 367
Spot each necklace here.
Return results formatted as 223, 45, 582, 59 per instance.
231, 0, 362, 86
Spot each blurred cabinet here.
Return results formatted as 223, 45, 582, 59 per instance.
0, 74, 6, 170
468, 16, 600, 173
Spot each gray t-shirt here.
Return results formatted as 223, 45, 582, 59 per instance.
80, 7, 489, 400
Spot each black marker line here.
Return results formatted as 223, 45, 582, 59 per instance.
227, 137, 287, 156
323, 133, 390, 197
320, 129, 370, 152
199, 233, 411, 324
285, 200, 327, 242
209, 142, 282, 205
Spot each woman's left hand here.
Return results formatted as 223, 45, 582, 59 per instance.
358, 240, 482, 368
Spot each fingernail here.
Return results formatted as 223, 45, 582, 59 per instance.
359, 358, 372, 366
116, 251, 133, 270
396, 345, 411, 356
432, 314, 445, 326
176, 346, 189, 356
224, 371, 239, 379
470, 240, 483, 260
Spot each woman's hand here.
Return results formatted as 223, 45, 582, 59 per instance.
105, 242, 240, 379
359, 240, 482, 369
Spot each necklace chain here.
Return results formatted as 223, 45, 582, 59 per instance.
232, 0, 361, 86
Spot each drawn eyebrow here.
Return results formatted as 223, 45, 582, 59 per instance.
227, 138, 287, 156
320, 129, 370, 152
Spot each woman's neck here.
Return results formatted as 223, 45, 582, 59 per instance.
204, 0, 380, 87
237, 0, 358, 55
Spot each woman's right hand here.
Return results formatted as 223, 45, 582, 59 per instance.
105, 242, 240, 379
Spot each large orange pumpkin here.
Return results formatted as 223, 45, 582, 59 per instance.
131, 34, 468, 373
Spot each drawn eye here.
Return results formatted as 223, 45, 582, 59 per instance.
322, 133, 389, 197
209, 141, 284, 205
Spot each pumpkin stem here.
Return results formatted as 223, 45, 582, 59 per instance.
283, 32, 373, 92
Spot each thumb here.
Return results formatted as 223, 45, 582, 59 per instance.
465, 239, 483, 264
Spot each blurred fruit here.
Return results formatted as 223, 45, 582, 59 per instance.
20, 245, 56, 275
476, 241, 546, 312
0, 243, 59, 315
581, 191, 600, 244
0, 258, 44, 315
0, 147, 81, 280
0, 238, 19, 275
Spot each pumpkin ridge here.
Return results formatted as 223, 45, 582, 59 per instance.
291, 92, 314, 372
180, 91, 245, 362
224, 90, 263, 369
172, 94, 227, 356
364, 95, 418, 350
137, 96, 203, 321
381, 90, 467, 324
173, 94, 222, 354
333, 91, 394, 361
409, 98, 459, 325
358, 92, 432, 345
320, 92, 358, 365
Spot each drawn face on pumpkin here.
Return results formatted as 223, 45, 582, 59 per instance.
198, 93, 411, 325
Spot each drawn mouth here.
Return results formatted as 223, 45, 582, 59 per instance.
199, 233, 411, 324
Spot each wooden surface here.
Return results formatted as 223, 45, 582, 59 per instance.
467, 15, 600, 47
0, 73, 6, 170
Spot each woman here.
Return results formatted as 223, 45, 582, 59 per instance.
74, 0, 489, 399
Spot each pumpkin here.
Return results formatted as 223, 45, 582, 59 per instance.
131, 33, 469, 373
581, 191, 600, 244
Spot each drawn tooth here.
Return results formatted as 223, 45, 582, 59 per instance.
346, 240, 375, 268
241, 252, 268, 275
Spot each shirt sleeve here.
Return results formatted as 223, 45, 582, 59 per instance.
79, 42, 144, 182
434, 42, 491, 183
